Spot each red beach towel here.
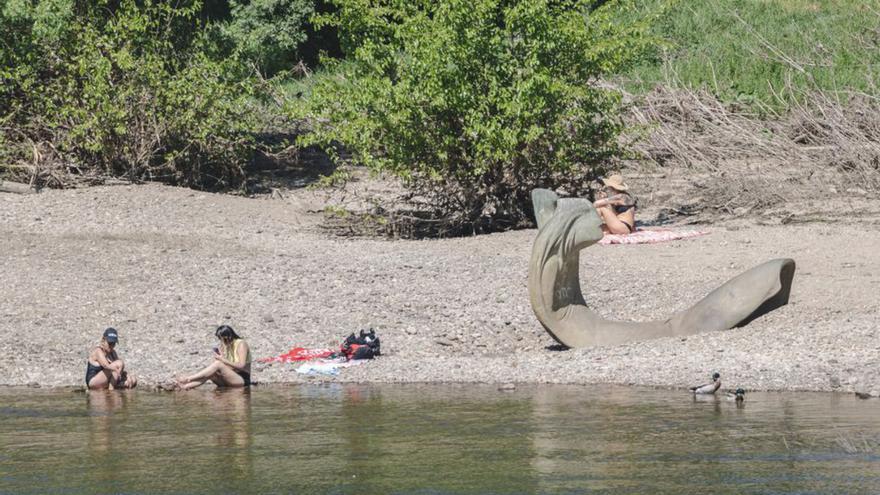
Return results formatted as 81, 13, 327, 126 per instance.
258, 347, 334, 363
598, 228, 708, 245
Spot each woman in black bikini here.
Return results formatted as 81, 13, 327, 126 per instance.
86, 327, 137, 389
593, 174, 636, 235
176, 325, 252, 390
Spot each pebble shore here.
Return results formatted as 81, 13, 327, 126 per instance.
2, 184, 879, 395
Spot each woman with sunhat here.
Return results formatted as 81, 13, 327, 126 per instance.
593, 173, 637, 234
86, 327, 138, 389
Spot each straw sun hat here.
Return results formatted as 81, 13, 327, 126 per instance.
600, 174, 628, 191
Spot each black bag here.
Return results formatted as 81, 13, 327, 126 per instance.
341, 328, 381, 360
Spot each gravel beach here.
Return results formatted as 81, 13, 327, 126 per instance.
2, 182, 879, 393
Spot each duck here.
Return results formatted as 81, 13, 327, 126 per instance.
725, 388, 745, 402
690, 372, 721, 395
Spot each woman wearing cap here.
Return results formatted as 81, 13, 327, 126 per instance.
86, 327, 138, 390
176, 325, 252, 390
593, 174, 637, 235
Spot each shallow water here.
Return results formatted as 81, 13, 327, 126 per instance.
0, 384, 878, 494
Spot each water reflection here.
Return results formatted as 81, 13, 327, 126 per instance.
1, 385, 878, 494
86, 390, 130, 487
87, 390, 128, 454
209, 388, 253, 482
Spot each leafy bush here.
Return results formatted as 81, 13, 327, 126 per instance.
223, 0, 316, 75
0, 0, 259, 188
295, 0, 658, 233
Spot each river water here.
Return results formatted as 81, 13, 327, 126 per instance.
0, 384, 878, 494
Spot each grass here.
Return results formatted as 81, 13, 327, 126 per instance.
621, 0, 880, 110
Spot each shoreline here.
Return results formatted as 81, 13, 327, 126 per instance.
2, 183, 879, 394
1, 381, 871, 398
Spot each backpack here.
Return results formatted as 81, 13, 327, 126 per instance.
341, 328, 381, 360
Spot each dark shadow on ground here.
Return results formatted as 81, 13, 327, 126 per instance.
545, 344, 570, 352
244, 132, 338, 194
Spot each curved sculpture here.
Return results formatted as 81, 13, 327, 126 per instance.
528, 189, 795, 348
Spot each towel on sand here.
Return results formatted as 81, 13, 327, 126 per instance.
295, 358, 368, 376
258, 347, 334, 363
598, 228, 708, 245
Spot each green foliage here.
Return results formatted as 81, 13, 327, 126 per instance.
295, 0, 657, 232
223, 0, 315, 74
624, 0, 880, 109
1, 0, 259, 188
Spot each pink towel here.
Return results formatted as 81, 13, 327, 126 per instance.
598, 228, 708, 245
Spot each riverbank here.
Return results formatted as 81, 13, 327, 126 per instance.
2, 180, 879, 394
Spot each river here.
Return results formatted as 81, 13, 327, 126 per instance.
1, 384, 878, 494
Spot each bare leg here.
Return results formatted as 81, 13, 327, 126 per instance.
88, 370, 111, 390
211, 363, 246, 388
178, 361, 245, 390
596, 206, 631, 235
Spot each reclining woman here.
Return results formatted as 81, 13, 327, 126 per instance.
592, 174, 637, 234
176, 325, 252, 390
86, 327, 138, 390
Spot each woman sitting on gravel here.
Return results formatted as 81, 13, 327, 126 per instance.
176, 325, 252, 390
86, 327, 138, 390
592, 174, 637, 235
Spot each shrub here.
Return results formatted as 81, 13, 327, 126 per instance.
222, 0, 316, 75
0, 0, 259, 189
295, 0, 658, 234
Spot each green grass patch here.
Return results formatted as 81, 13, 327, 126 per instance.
623, 0, 880, 109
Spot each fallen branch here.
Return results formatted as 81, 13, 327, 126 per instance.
0, 180, 37, 194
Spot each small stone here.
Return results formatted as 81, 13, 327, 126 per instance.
829, 376, 841, 388
27, 382, 40, 388
262, 314, 275, 323
498, 383, 516, 391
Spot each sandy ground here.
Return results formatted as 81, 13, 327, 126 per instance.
1, 180, 879, 394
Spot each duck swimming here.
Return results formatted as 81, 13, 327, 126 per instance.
690, 372, 721, 395
726, 388, 746, 402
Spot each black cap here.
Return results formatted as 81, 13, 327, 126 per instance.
103, 327, 119, 343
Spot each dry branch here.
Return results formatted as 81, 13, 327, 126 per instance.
0, 180, 37, 194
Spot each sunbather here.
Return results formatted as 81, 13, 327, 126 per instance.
176, 325, 252, 389
593, 174, 636, 234
86, 327, 137, 390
